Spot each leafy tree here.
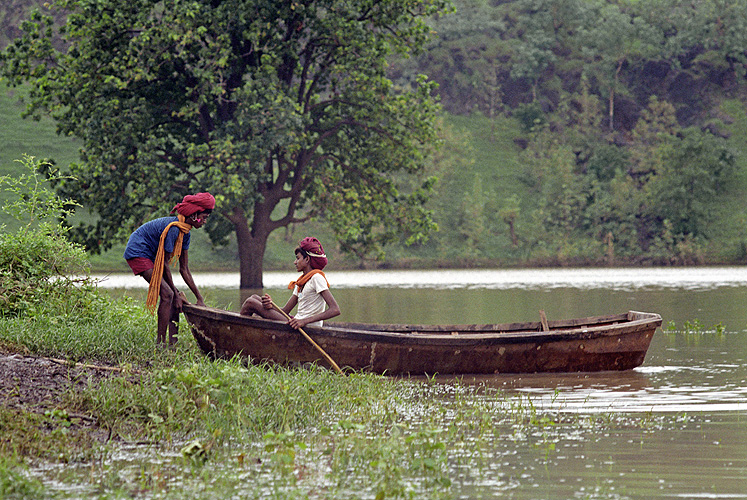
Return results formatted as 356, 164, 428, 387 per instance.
513, 101, 545, 133
495, 194, 520, 247
640, 0, 747, 78
648, 126, 737, 239
577, 0, 661, 131
408, 0, 506, 116
590, 97, 736, 258
1, 0, 449, 287
505, 0, 565, 101
520, 125, 588, 241
627, 96, 678, 186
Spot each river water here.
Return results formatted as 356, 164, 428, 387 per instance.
97, 266, 747, 498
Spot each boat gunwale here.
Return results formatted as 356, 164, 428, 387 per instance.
182, 305, 661, 345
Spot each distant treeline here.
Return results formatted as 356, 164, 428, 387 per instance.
6, 0, 746, 137
402, 0, 747, 127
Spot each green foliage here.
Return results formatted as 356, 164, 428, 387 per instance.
506, 0, 569, 95
0, 156, 152, 356
397, 0, 501, 115
0, 293, 158, 361
663, 318, 727, 345
413, 0, 747, 119
651, 127, 737, 238
4, 1, 747, 270
394, 0, 747, 265
82, 357, 399, 442
512, 86, 739, 264
0, 155, 90, 316
514, 102, 545, 133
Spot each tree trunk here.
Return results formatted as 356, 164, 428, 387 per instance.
609, 59, 624, 131
605, 231, 614, 265
231, 207, 269, 289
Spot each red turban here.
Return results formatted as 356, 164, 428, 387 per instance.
172, 192, 216, 217
298, 237, 328, 270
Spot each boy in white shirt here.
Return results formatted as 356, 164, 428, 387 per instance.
240, 237, 340, 328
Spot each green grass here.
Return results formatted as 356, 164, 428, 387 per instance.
447, 113, 523, 196
0, 84, 81, 173
0, 292, 158, 363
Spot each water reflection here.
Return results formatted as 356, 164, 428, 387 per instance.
423, 365, 747, 414
425, 369, 652, 393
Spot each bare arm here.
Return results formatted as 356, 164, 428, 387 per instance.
282, 294, 299, 316
178, 249, 206, 306
289, 289, 340, 329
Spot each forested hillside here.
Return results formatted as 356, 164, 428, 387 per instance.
3, 0, 747, 269
397, 0, 747, 266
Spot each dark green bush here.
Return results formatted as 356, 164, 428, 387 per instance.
514, 102, 546, 133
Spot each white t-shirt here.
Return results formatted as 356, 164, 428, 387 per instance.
292, 273, 329, 327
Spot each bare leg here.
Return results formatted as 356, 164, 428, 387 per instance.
141, 269, 177, 345
167, 292, 180, 345
240, 294, 286, 321
239, 294, 261, 315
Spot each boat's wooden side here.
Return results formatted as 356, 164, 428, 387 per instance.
182, 305, 661, 375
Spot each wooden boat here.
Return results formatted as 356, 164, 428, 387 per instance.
182, 305, 661, 375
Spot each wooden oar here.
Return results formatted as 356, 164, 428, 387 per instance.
269, 301, 344, 375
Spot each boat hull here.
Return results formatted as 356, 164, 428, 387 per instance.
182, 305, 661, 375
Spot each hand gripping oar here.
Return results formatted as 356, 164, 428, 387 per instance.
269, 301, 343, 375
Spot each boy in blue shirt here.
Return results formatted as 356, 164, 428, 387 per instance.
124, 192, 215, 345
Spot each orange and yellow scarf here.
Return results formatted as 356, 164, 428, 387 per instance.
145, 214, 192, 312
288, 269, 329, 292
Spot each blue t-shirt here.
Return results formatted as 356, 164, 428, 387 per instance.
123, 216, 191, 261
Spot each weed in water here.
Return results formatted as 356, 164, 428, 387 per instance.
0, 456, 47, 500
663, 318, 728, 344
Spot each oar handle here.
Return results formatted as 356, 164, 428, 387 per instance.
270, 301, 344, 375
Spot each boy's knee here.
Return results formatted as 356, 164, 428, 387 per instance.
240, 295, 260, 315
239, 298, 253, 315
160, 286, 175, 303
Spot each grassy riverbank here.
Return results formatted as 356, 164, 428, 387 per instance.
0, 297, 476, 498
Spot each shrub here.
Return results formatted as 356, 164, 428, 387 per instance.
0, 155, 90, 317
